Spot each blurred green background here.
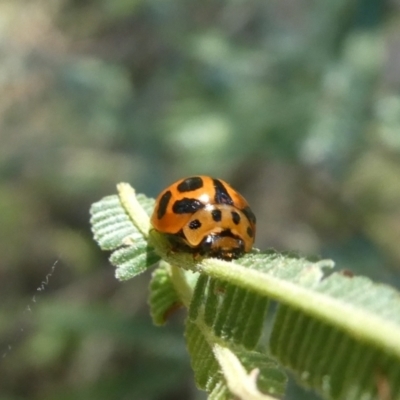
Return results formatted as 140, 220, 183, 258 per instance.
1, 0, 400, 399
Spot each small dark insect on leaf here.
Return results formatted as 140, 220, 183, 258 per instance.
162, 301, 184, 323
339, 269, 354, 278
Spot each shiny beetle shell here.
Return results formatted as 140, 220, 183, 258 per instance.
150, 176, 256, 260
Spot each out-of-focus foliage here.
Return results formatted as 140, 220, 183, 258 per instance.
1, 0, 400, 399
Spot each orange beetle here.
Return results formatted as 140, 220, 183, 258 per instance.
150, 176, 256, 260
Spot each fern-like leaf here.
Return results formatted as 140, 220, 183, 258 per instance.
90, 192, 160, 279
149, 262, 183, 325
198, 257, 400, 400
185, 320, 287, 399
90, 183, 400, 400
189, 276, 269, 350
270, 272, 400, 400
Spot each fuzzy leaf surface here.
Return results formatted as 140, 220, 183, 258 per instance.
198, 255, 400, 400
90, 193, 159, 279
90, 185, 400, 400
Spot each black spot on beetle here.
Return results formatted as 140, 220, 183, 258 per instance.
157, 190, 172, 219
177, 176, 204, 192
246, 227, 254, 238
211, 209, 222, 222
173, 198, 203, 214
213, 179, 233, 205
231, 211, 241, 225
242, 206, 256, 224
189, 219, 202, 230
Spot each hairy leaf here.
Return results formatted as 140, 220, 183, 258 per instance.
270, 272, 400, 399
199, 257, 400, 400
185, 320, 286, 399
90, 184, 400, 400
189, 276, 269, 350
90, 192, 160, 279
149, 263, 183, 325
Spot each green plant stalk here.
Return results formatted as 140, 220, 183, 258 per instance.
213, 344, 278, 400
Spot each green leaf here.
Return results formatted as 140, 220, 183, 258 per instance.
110, 243, 159, 280
149, 262, 183, 325
89, 190, 160, 279
185, 320, 286, 399
198, 257, 400, 400
90, 183, 400, 400
237, 350, 287, 397
185, 320, 222, 393
189, 276, 269, 350
270, 272, 400, 399
90, 195, 139, 251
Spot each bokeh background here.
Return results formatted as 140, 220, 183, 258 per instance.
1, 0, 400, 399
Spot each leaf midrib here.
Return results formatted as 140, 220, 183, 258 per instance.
200, 259, 400, 358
